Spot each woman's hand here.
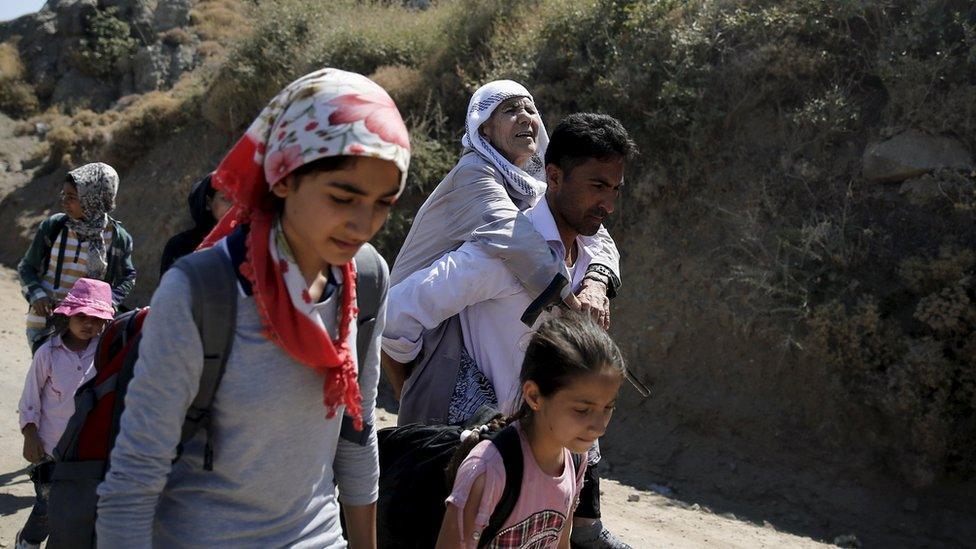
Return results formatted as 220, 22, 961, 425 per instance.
31, 297, 53, 317
22, 424, 45, 464
576, 279, 610, 329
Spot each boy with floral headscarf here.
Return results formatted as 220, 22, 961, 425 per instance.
17, 162, 136, 350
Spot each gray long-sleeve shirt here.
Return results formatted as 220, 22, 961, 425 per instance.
96, 249, 382, 548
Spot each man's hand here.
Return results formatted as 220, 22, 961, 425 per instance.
381, 351, 409, 402
22, 424, 45, 464
31, 297, 52, 317
577, 278, 610, 329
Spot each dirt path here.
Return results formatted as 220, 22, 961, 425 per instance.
0, 266, 831, 547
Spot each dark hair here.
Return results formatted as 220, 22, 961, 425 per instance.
51, 313, 70, 335
289, 155, 358, 183
544, 113, 638, 177
272, 155, 358, 211
445, 312, 626, 483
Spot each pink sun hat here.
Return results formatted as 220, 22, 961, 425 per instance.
53, 278, 115, 320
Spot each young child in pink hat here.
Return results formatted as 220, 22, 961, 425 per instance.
16, 277, 114, 549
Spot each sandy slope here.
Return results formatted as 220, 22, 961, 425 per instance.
0, 267, 831, 547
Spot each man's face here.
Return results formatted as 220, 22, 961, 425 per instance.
546, 156, 624, 237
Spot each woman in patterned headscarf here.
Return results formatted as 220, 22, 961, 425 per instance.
96, 68, 410, 548
17, 162, 136, 349
382, 80, 622, 419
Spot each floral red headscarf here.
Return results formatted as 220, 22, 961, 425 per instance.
200, 68, 411, 428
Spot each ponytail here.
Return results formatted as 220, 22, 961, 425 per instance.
444, 410, 527, 485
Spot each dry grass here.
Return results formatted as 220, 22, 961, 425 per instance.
189, 0, 251, 45
159, 28, 194, 47
0, 42, 24, 79
0, 40, 38, 116
103, 91, 192, 170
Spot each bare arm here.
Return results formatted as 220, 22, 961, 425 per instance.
436, 474, 487, 549
381, 351, 409, 402
343, 503, 377, 549
557, 520, 573, 549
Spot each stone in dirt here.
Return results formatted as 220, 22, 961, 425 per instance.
648, 483, 673, 497
627, 494, 640, 502
833, 534, 862, 548
863, 129, 972, 183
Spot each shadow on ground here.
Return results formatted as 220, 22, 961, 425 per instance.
0, 466, 33, 518
601, 403, 976, 549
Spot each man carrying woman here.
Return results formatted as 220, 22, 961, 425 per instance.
382, 79, 632, 548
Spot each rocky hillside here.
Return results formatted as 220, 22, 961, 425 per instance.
0, 0, 231, 111
0, 1, 975, 546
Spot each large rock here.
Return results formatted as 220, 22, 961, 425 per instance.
50, 68, 117, 110
863, 130, 973, 183
133, 43, 198, 92
133, 45, 166, 92
55, 0, 98, 36
154, 0, 193, 32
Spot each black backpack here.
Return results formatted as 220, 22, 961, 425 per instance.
46, 244, 387, 549
376, 408, 582, 548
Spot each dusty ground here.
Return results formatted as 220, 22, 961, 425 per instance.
0, 265, 831, 548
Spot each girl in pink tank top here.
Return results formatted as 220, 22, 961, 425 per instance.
436, 312, 627, 549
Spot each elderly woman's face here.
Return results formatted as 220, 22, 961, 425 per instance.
479, 97, 542, 167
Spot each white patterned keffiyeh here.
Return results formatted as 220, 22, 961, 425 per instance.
461, 80, 549, 202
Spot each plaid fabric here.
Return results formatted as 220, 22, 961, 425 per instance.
486, 510, 567, 549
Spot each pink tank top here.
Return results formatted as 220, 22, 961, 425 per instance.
446, 422, 587, 548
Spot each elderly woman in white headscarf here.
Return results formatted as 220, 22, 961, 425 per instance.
382, 80, 621, 414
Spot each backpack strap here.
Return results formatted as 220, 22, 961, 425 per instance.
46, 214, 69, 291
481, 425, 524, 547
340, 244, 388, 446
172, 246, 239, 471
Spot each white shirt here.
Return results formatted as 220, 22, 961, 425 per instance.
383, 197, 600, 411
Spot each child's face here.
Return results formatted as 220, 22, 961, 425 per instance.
272, 157, 401, 268
67, 313, 108, 342
60, 182, 84, 220
526, 368, 623, 454
209, 190, 233, 222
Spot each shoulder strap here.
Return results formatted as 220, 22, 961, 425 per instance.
481, 425, 524, 547
339, 244, 388, 446
45, 214, 68, 247
172, 246, 239, 470
45, 214, 69, 290
354, 243, 386, 326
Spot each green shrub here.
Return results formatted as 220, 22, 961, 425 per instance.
74, 7, 139, 77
